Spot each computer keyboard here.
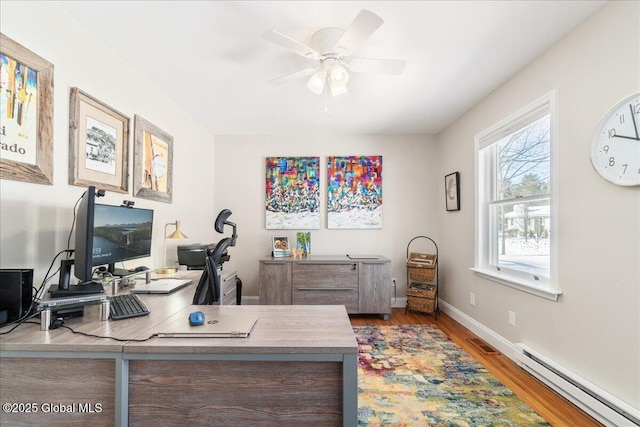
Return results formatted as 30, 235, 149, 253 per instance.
108, 293, 150, 320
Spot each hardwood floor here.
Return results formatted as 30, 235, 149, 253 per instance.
350, 308, 603, 427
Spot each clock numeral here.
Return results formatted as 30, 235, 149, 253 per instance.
602, 145, 609, 153
622, 164, 628, 174
608, 129, 616, 138
619, 114, 625, 124
609, 157, 615, 167
634, 103, 640, 115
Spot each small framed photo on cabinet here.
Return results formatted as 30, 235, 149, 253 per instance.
272, 236, 292, 258
445, 172, 460, 211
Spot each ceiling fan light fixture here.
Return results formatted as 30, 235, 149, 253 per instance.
307, 69, 327, 94
329, 64, 349, 86
330, 83, 349, 97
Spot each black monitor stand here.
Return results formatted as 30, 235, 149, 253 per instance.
48, 259, 104, 298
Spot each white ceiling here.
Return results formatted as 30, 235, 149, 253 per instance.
58, 1, 606, 135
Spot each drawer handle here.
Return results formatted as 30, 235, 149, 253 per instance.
224, 288, 235, 296
263, 261, 286, 265
295, 262, 356, 266
296, 287, 354, 291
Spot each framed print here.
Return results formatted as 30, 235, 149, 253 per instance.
69, 87, 129, 193
133, 114, 173, 203
327, 155, 382, 229
265, 156, 320, 229
272, 236, 292, 258
0, 33, 54, 185
445, 172, 460, 211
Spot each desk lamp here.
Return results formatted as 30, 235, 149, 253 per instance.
157, 220, 187, 274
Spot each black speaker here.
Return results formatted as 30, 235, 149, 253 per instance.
0, 269, 33, 324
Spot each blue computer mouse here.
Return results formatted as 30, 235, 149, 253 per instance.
189, 311, 205, 326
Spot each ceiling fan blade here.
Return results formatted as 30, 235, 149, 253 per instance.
334, 9, 384, 57
268, 68, 317, 86
346, 58, 407, 75
261, 30, 320, 59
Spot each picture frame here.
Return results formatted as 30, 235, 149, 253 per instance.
272, 236, 292, 258
133, 114, 173, 203
0, 33, 54, 185
445, 172, 460, 211
69, 87, 129, 193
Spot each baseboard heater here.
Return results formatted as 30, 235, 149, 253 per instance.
514, 343, 639, 427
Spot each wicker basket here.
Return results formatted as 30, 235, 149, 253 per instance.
406, 286, 437, 313
406, 252, 437, 282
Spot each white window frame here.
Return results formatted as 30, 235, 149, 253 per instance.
472, 91, 562, 301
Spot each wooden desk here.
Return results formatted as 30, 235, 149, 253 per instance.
0, 273, 358, 426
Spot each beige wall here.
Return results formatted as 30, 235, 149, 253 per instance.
0, 1, 217, 282
436, 0, 639, 409
213, 134, 439, 297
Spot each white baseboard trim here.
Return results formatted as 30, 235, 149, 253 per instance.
241, 295, 260, 305
392, 297, 407, 308
438, 300, 518, 360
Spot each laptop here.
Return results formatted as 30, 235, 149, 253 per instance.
131, 278, 192, 294
158, 314, 258, 338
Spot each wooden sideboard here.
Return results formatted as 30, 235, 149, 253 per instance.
259, 255, 392, 319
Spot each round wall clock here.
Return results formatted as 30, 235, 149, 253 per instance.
590, 92, 640, 186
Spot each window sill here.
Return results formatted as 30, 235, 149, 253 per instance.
470, 268, 562, 301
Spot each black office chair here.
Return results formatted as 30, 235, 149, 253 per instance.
192, 209, 239, 305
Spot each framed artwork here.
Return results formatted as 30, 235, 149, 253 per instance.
296, 231, 311, 256
133, 115, 173, 203
265, 156, 320, 229
0, 33, 54, 185
69, 87, 129, 193
327, 155, 382, 229
445, 172, 460, 211
272, 236, 292, 258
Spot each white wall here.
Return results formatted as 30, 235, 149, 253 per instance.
436, 1, 639, 409
0, 2, 217, 284
213, 134, 439, 297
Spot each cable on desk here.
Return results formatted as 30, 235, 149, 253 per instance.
0, 315, 41, 335
58, 323, 158, 342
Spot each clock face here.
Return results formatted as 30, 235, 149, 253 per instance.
590, 92, 640, 186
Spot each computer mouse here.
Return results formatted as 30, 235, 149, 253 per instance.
134, 266, 148, 272
189, 311, 205, 326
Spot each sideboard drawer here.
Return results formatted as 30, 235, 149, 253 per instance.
292, 262, 358, 312
292, 287, 359, 313
292, 262, 358, 287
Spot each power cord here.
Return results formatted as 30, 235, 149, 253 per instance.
57, 322, 158, 342
1, 315, 158, 342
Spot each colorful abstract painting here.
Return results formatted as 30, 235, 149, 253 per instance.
327, 155, 382, 229
0, 53, 39, 166
265, 157, 320, 229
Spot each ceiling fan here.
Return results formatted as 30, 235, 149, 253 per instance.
262, 9, 407, 97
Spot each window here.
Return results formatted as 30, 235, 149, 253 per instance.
474, 92, 561, 300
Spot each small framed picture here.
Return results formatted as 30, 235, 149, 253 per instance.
272, 236, 292, 258
445, 172, 460, 211
69, 87, 129, 193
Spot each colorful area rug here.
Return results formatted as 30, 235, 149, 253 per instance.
354, 324, 550, 426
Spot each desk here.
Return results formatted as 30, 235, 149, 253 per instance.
0, 272, 358, 426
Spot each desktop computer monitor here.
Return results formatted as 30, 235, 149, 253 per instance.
52, 186, 153, 297
92, 203, 154, 276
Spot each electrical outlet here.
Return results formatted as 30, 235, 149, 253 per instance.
470, 292, 475, 306
508, 310, 516, 327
